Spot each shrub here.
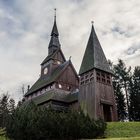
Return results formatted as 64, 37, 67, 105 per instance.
6, 102, 106, 140
0, 128, 6, 137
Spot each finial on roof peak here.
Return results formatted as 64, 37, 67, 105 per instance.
54, 8, 56, 21
91, 20, 94, 25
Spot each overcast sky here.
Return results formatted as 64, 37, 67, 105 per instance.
0, 0, 140, 101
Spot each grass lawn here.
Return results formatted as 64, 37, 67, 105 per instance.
97, 137, 140, 140
105, 122, 140, 138
0, 137, 7, 140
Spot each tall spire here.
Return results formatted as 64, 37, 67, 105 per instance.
48, 8, 60, 54
79, 23, 112, 75
51, 8, 59, 36
54, 8, 56, 21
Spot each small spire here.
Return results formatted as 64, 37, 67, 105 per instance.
54, 8, 56, 21
51, 8, 59, 36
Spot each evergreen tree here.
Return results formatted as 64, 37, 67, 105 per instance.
8, 98, 15, 114
0, 93, 9, 127
113, 59, 131, 120
113, 81, 126, 121
108, 59, 127, 121
6, 102, 106, 140
129, 66, 140, 121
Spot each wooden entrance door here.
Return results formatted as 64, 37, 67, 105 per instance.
103, 104, 112, 122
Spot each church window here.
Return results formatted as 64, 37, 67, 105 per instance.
97, 72, 100, 76
90, 73, 93, 77
97, 77, 100, 81
80, 81, 84, 85
107, 80, 111, 84
107, 74, 110, 79
106, 74, 111, 85
67, 86, 71, 90
58, 84, 62, 89
102, 78, 105, 83
85, 75, 88, 79
85, 79, 89, 84
101, 73, 106, 83
90, 77, 94, 81
81, 76, 84, 81
101, 73, 105, 78
96, 71, 101, 82
57, 61, 61, 64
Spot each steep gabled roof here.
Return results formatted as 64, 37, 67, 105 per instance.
25, 61, 70, 96
48, 18, 60, 49
25, 61, 69, 96
51, 19, 59, 36
41, 48, 66, 65
79, 25, 112, 75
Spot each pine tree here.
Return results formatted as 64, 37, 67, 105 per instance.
129, 66, 140, 121
113, 81, 126, 121
0, 93, 9, 127
8, 98, 15, 114
113, 59, 131, 120
108, 59, 127, 121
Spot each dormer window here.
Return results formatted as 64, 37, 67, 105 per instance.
44, 67, 48, 75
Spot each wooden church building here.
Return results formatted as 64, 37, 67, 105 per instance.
24, 14, 118, 121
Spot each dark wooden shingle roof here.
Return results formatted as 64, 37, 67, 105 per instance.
48, 19, 60, 49
79, 25, 112, 75
24, 91, 78, 105
25, 61, 70, 96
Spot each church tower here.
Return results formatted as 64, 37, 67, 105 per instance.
24, 12, 79, 110
79, 24, 118, 121
40, 14, 66, 78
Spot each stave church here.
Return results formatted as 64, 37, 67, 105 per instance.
24, 13, 118, 121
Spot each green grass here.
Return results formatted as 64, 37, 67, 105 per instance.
0, 136, 7, 140
105, 122, 140, 138
97, 137, 140, 140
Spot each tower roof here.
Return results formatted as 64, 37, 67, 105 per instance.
48, 12, 60, 49
79, 24, 112, 75
51, 19, 59, 36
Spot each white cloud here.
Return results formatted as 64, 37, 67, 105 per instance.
0, 0, 140, 101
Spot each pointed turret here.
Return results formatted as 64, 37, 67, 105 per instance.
41, 9, 66, 66
48, 9, 60, 54
51, 19, 59, 36
79, 24, 112, 75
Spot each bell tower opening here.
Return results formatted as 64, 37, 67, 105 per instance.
102, 104, 112, 122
